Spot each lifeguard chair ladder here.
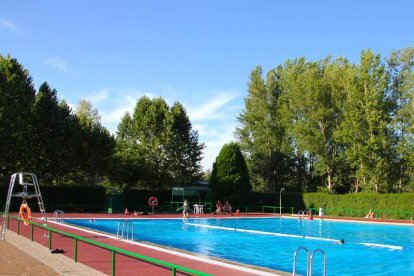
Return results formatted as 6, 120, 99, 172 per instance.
1, 173, 48, 239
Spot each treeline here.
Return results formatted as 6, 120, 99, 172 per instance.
0, 54, 204, 189
237, 47, 414, 194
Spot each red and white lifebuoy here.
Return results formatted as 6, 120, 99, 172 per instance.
148, 196, 158, 207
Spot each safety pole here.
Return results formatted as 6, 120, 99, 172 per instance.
74, 237, 78, 262
48, 229, 52, 250
112, 250, 116, 276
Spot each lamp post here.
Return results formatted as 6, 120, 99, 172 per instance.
279, 188, 285, 215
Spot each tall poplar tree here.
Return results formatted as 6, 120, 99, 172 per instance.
32, 82, 77, 183
237, 66, 294, 192
338, 50, 393, 192
280, 57, 352, 192
0, 55, 36, 176
388, 47, 414, 192
73, 99, 115, 185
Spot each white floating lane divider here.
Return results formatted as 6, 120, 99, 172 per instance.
186, 223, 408, 251
359, 243, 403, 251
186, 222, 341, 243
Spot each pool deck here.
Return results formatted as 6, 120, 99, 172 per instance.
4, 212, 412, 276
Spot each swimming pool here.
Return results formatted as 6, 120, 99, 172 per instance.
66, 217, 414, 275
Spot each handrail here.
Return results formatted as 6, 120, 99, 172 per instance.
3, 213, 211, 276
293, 246, 310, 276
262, 206, 280, 213
262, 206, 295, 214
309, 249, 326, 276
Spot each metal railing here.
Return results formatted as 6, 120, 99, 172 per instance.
2, 213, 211, 276
262, 206, 295, 214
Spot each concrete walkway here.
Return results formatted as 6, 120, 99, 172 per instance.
0, 230, 105, 276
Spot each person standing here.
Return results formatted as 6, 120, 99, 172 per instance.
183, 199, 190, 221
177, 199, 190, 222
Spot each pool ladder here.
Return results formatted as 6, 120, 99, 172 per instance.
117, 221, 134, 241
293, 246, 326, 276
53, 210, 65, 223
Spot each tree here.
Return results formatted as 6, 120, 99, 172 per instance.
110, 112, 141, 188
387, 47, 414, 192
32, 82, 75, 183
236, 66, 295, 192
0, 54, 36, 176
337, 50, 393, 193
73, 99, 115, 185
280, 57, 350, 193
115, 96, 204, 189
166, 102, 204, 185
75, 99, 101, 127
209, 142, 251, 205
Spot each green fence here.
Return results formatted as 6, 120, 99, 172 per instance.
262, 206, 295, 214
3, 214, 211, 276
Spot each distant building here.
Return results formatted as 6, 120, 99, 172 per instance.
171, 180, 209, 203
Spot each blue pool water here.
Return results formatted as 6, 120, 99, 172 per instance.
66, 218, 414, 275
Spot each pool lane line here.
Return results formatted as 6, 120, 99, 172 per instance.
186, 222, 410, 251
358, 243, 403, 250
185, 222, 341, 243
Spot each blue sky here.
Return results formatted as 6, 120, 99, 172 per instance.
1, 1, 413, 171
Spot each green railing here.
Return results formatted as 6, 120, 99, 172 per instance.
262, 206, 295, 214
3, 214, 211, 276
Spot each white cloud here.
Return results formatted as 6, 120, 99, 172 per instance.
43, 57, 69, 72
101, 99, 134, 124
0, 17, 18, 33
187, 91, 239, 121
85, 88, 109, 103
99, 89, 156, 133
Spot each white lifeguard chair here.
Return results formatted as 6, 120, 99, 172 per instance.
1, 173, 48, 239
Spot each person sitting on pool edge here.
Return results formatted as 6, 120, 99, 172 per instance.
124, 208, 131, 215
365, 208, 376, 219
212, 200, 222, 214
223, 201, 232, 215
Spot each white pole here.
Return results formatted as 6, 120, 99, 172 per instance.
279, 188, 285, 215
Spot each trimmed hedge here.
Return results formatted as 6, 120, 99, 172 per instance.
0, 185, 106, 212
302, 193, 414, 219
1, 183, 413, 219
